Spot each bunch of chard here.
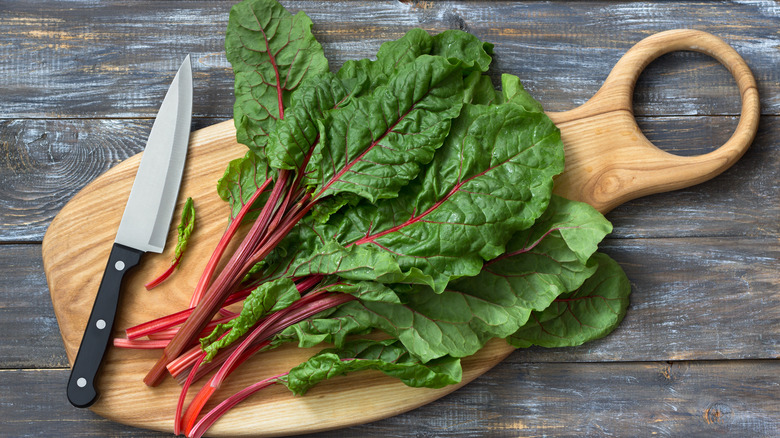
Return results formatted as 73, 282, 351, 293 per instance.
114, 0, 632, 435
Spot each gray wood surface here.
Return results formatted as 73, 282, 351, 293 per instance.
0, 0, 777, 437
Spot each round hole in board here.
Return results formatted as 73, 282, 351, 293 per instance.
632, 51, 741, 157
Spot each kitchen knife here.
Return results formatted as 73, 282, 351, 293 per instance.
67, 56, 193, 408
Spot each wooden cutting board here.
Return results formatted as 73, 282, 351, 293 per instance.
43, 30, 758, 437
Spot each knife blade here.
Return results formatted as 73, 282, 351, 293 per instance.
67, 56, 193, 408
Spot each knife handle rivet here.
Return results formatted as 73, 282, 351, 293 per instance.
96, 319, 107, 330
76, 377, 87, 388
114, 260, 126, 271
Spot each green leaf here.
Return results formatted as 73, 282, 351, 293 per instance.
305, 55, 465, 203
431, 29, 493, 74
173, 197, 196, 262
216, 151, 274, 222
336, 285, 521, 362
463, 71, 500, 105
506, 252, 631, 348
450, 195, 612, 318
302, 102, 565, 292
266, 72, 350, 173
286, 240, 431, 287
336, 28, 434, 101
281, 339, 462, 395
271, 312, 373, 349
226, 0, 329, 156
199, 277, 300, 361
501, 74, 544, 112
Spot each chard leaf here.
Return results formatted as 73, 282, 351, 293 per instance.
306, 55, 465, 203
335, 285, 521, 362
336, 28, 492, 103
507, 253, 631, 348
501, 74, 544, 112
287, 240, 431, 287
463, 72, 500, 105
266, 72, 350, 173
451, 195, 612, 317
302, 102, 565, 292
200, 277, 300, 361
337, 28, 433, 100
271, 312, 372, 349
173, 197, 196, 262
431, 29, 493, 73
296, 197, 612, 362
216, 151, 274, 222
226, 0, 329, 156
323, 280, 401, 304
281, 339, 462, 395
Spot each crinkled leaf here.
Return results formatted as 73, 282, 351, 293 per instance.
463, 71, 500, 105
431, 29, 493, 73
337, 28, 433, 101
306, 55, 465, 203
286, 240, 432, 287
270, 312, 373, 349
226, 0, 329, 156
303, 102, 565, 292
200, 277, 300, 361
281, 339, 462, 395
336, 28, 492, 104
501, 74, 544, 113
324, 280, 401, 304
335, 284, 523, 362
506, 253, 631, 348
451, 195, 612, 318
266, 72, 350, 173
216, 151, 274, 222
173, 197, 195, 261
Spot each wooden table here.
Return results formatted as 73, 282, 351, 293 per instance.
1, 1, 777, 436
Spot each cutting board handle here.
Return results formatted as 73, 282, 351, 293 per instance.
549, 29, 760, 213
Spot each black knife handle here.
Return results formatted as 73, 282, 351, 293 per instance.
67, 243, 144, 408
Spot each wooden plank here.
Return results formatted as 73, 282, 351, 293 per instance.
2, 115, 776, 242
0, 244, 68, 369
2, 361, 777, 437
0, 1, 777, 118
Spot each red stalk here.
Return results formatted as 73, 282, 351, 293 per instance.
167, 277, 323, 381
188, 178, 272, 306
126, 289, 252, 340
187, 373, 285, 438
181, 291, 355, 425
144, 257, 181, 290
113, 338, 169, 349
175, 352, 206, 435
145, 173, 292, 386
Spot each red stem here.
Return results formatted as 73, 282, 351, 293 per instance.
180, 291, 355, 429
145, 173, 292, 386
175, 352, 206, 435
126, 288, 252, 340
113, 338, 169, 349
144, 257, 181, 290
187, 373, 285, 438
189, 178, 272, 306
